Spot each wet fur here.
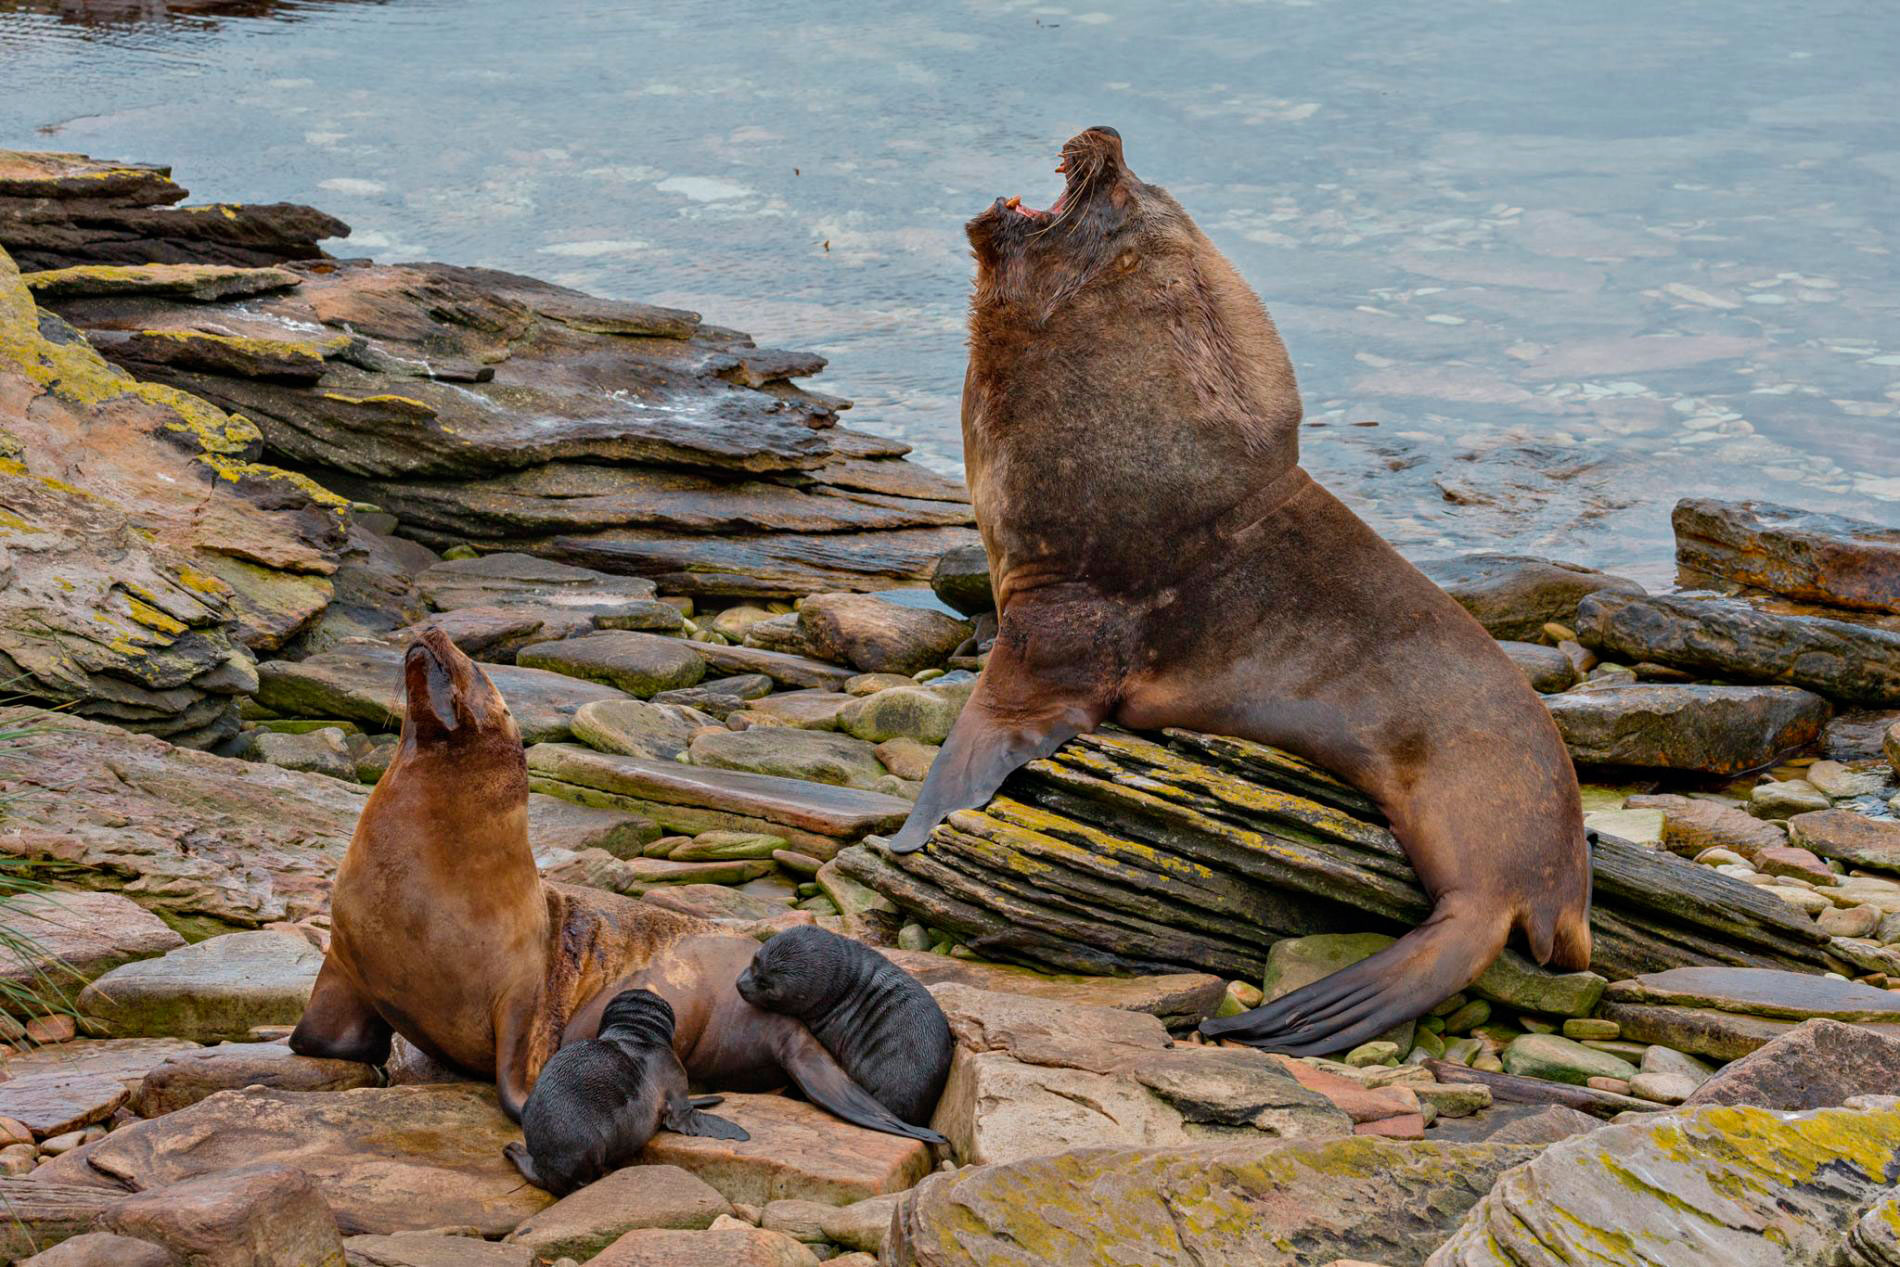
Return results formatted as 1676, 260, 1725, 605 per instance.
736, 925, 953, 1125
507, 989, 745, 1196
890, 128, 1593, 1055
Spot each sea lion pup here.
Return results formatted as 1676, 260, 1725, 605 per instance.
736, 925, 953, 1126
289, 628, 707, 1117
506, 989, 747, 1195
564, 932, 949, 1144
887, 126, 1592, 1056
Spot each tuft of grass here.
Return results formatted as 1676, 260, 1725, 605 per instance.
0, 714, 82, 1035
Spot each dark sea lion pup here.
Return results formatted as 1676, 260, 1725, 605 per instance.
888, 126, 1593, 1056
506, 989, 746, 1195
736, 925, 953, 1127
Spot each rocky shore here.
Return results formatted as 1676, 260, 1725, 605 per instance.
0, 149, 1897, 1266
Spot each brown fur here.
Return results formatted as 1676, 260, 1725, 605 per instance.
889, 128, 1592, 1054
289, 629, 707, 1116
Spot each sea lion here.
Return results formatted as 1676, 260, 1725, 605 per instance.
288, 628, 708, 1117
736, 925, 953, 1125
506, 989, 747, 1195
565, 932, 949, 1144
888, 127, 1592, 1055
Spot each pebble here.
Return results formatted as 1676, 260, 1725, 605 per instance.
39, 1125, 105, 1155
0, 1116, 32, 1148
1443, 1000, 1491, 1035
1542, 622, 1578, 644
1766, 885, 1834, 915
1562, 1018, 1620, 1041
1694, 847, 1749, 867
1628, 1071, 1698, 1104
24, 1016, 76, 1044
1585, 1076, 1632, 1095
896, 924, 934, 952
1819, 905, 1883, 938
1344, 1041, 1400, 1067
1756, 845, 1836, 885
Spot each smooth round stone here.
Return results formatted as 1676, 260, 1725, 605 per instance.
1751, 780, 1831, 819
1503, 1034, 1638, 1086
1344, 1041, 1401, 1067
1695, 847, 1749, 867
896, 924, 933, 953
1638, 1045, 1714, 1084
1443, 1000, 1491, 1035
1585, 1076, 1631, 1095
1766, 885, 1834, 915
844, 673, 912, 696
1628, 1071, 1698, 1104
1819, 905, 1883, 938
1562, 1018, 1620, 1042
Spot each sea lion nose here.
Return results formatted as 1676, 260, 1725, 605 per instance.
1085, 125, 1120, 140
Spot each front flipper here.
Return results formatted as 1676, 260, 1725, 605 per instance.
889, 601, 1117, 854
289, 957, 393, 1066
662, 1090, 750, 1141
773, 1020, 948, 1144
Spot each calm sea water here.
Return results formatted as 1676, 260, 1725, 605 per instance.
3, 0, 1895, 583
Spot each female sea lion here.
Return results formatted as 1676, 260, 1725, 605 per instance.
288, 629, 708, 1117
888, 127, 1592, 1056
564, 932, 949, 1144
737, 925, 953, 1126
507, 989, 747, 1195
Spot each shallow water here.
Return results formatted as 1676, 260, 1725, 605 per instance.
3, 0, 1895, 582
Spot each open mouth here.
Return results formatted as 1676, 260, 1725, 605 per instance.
1000, 152, 1075, 222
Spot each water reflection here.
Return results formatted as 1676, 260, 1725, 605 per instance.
0, 0, 1893, 582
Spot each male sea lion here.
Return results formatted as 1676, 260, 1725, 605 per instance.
507, 989, 747, 1195
289, 629, 707, 1117
888, 127, 1592, 1055
737, 925, 953, 1126
565, 932, 949, 1144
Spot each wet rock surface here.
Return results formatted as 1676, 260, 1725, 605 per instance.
1543, 683, 1830, 773
1415, 553, 1644, 641
1674, 497, 1900, 614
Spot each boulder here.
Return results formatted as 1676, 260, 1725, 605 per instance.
1426, 1099, 1900, 1266
17, 1232, 178, 1267
1673, 498, 1900, 614
571, 698, 710, 760
1468, 948, 1606, 1018
636, 1093, 933, 1207
928, 544, 992, 617
1542, 683, 1830, 774
1788, 809, 1900, 874
1500, 1033, 1637, 1086
517, 631, 706, 697
760, 1194, 898, 1253
1424, 1102, 1601, 1145
249, 726, 357, 781
589, 1226, 819, 1267
737, 690, 855, 730
505, 1165, 732, 1261
0, 890, 184, 1002
77, 930, 322, 1042
889, 1135, 1541, 1267
44, 1084, 549, 1236
131, 1042, 379, 1117
836, 684, 967, 745
796, 594, 971, 676
1682, 1018, 1900, 1110
257, 642, 629, 742
1414, 553, 1644, 642
687, 728, 886, 791
383, 606, 554, 663
1500, 641, 1577, 692
99, 1162, 346, 1267
1576, 589, 1900, 705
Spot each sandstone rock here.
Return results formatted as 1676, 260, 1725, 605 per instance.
384, 606, 553, 663
796, 595, 970, 676
518, 631, 705, 697
526, 794, 659, 858
1260, 933, 1415, 1053
1500, 640, 1578, 692
1500, 1034, 1636, 1085
1623, 792, 1789, 860
0, 890, 184, 1002
836, 684, 966, 745
688, 728, 885, 791
505, 1165, 731, 1261
589, 1226, 819, 1267
1805, 758, 1890, 798
1789, 809, 1900, 873
0, 1071, 129, 1139
889, 1135, 1541, 1267
928, 545, 992, 617
1425, 1102, 1601, 1145
736, 690, 855, 730
99, 1162, 346, 1267
1673, 497, 1900, 614
17, 1232, 178, 1267
637, 1093, 933, 1207
1577, 589, 1900, 705
760, 1194, 898, 1253
131, 1042, 378, 1117
686, 643, 856, 692
51, 1084, 548, 1235
1415, 553, 1644, 642
640, 885, 793, 923
77, 930, 321, 1042
881, 948, 1224, 1028
1469, 947, 1606, 1018
1426, 1099, 1900, 1266
0, 1038, 200, 1093
343, 1232, 533, 1267
571, 698, 710, 760
249, 726, 357, 781
670, 831, 787, 861
416, 553, 657, 613
1599, 965, 1900, 1060
1682, 1017, 1900, 1110
1543, 683, 1830, 774
1751, 778, 1832, 818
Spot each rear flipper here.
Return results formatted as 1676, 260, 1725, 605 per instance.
503, 1141, 543, 1188
774, 1021, 948, 1145
1201, 896, 1511, 1056
662, 1091, 750, 1141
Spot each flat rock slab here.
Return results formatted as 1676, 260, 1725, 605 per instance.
18, 1231, 178, 1266
880, 947, 1224, 1028
1542, 683, 1830, 774
132, 1041, 379, 1116
1598, 1001, 1900, 1063
527, 793, 658, 857
505, 1164, 731, 1260
1683, 1017, 1900, 1111
21, 262, 300, 301
639, 884, 794, 922
637, 1093, 933, 1207
1576, 589, 1900, 705
1622, 792, 1788, 860
889, 1135, 1541, 1267
590, 1226, 820, 1267
417, 552, 658, 612
0, 1179, 133, 1263
1602, 965, 1900, 1022
1415, 553, 1644, 642
0, 708, 361, 926
53, 1084, 552, 1236
0, 890, 184, 995
1426, 1100, 1900, 1267
1674, 497, 1900, 614
739, 690, 856, 730
688, 728, 886, 790
0, 1071, 129, 1138
689, 643, 856, 691
77, 930, 323, 1042
0, 1038, 201, 1092
98, 1161, 346, 1267
257, 643, 630, 743
345, 1233, 535, 1267
518, 631, 705, 697
1788, 809, 1900, 873
528, 744, 910, 844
